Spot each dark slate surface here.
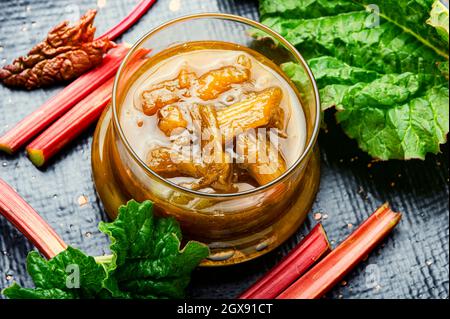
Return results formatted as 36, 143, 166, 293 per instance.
0, 0, 448, 299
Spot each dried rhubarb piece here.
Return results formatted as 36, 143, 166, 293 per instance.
0, 9, 114, 89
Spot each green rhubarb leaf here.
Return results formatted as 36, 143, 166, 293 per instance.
2, 283, 75, 299
98, 200, 209, 299
261, 0, 449, 160
260, 0, 361, 19
334, 74, 449, 159
427, 0, 449, 45
2, 247, 105, 299
2, 200, 208, 299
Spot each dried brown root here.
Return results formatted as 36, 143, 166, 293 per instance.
0, 10, 114, 89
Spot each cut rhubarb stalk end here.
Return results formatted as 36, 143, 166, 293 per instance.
25, 49, 150, 167
0, 143, 13, 155
27, 149, 45, 167
0, 178, 67, 259
239, 223, 331, 299
25, 77, 114, 167
0, 44, 130, 154
277, 203, 402, 299
97, 0, 157, 41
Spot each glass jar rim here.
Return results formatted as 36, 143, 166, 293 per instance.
111, 12, 321, 199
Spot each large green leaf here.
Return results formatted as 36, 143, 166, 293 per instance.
261, 0, 449, 160
99, 200, 209, 299
3, 200, 209, 299
427, 0, 449, 45
2, 247, 105, 299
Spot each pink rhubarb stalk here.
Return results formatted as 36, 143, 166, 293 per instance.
277, 203, 402, 299
0, 178, 67, 259
97, 0, 157, 41
240, 223, 331, 299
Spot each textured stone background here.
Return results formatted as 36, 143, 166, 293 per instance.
0, 0, 448, 299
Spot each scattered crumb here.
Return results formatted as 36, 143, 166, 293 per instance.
85, 232, 92, 238
226, 95, 235, 103
322, 213, 329, 220
77, 195, 89, 207
313, 212, 322, 220
341, 280, 347, 286
169, 0, 181, 12
5, 274, 13, 281
367, 163, 372, 168
137, 119, 144, 127
426, 260, 433, 266
347, 223, 353, 229
339, 159, 344, 163
390, 182, 396, 187
97, 0, 107, 8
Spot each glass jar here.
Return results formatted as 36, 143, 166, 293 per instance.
91, 13, 321, 266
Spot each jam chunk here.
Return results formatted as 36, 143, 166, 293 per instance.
217, 87, 284, 141
141, 69, 196, 115
196, 55, 251, 100
157, 105, 188, 136
236, 132, 287, 186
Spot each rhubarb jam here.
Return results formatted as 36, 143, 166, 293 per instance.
120, 42, 307, 193
91, 20, 320, 267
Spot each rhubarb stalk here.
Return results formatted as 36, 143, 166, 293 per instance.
26, 77, 114, 167
277, 203, 402, 299
0, 178, 67, 259
0, 44, 130, 154
239, 223, 331, 299
25, 51, 150, 167
97, 0, 157, 41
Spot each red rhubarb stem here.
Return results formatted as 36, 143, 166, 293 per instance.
0, 44, 130, 154
277, 203, 402, 299
239, 223, 331, 299
26, 77, 114, 167
25, 49, 150, 167
97, 0, 157, 41
0, 178, 67, 259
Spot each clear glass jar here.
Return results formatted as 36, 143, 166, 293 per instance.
91, 13, 321, 266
